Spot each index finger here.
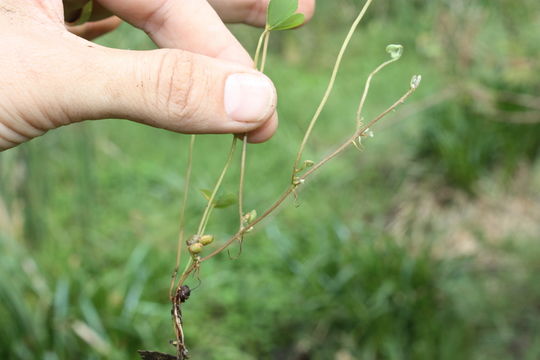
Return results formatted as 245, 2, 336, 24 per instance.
97, 0, 254, 66
208, 0, 316, 27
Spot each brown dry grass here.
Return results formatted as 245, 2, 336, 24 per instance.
387, 163, 540, 260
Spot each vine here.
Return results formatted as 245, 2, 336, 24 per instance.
145, 0, 422, 358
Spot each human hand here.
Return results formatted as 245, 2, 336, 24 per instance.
0, 0, 315, 150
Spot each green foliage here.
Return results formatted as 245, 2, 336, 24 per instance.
269, 13, 305, 31
417, 102, 540, 192
199, 189, 237, 209
4, 225, 540, 359
0, 234, 169, 360
407, 0, 540, 192
267, 0, 305, 31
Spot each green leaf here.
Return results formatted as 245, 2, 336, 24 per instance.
214, 193, 237, 209
267, 0, 299, 29
199, 189, 212, 201
271, 13, 305, 31
199, 189, 237, 209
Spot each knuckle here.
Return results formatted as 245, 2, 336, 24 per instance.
153, 50, 207, 127
0, 118, 42, 150
0, 99, 46, 150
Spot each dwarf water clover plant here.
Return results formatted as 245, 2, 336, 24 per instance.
267, 0, 306, 30
150, 0, 422, 358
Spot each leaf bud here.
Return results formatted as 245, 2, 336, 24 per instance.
244, 210, 258, 224
386, 44, 403, 60
410, 74, 422, 89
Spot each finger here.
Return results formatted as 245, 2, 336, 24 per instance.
246, 113, 278, 143
64, 1, 114, 23
207, 0, 316, 27
59, 46, 277, 138
96, 0, 253, 66
67, 16, 122, 40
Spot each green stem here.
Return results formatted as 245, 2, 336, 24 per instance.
196, 137, 238, 236
254, 30, 269, 69
302, 87, 416, 180
291, 0, 375, 180
170, 135, 196, 299
237, 29, 271, 235
260, 31, 271, 73
238, 135, 248, 230
356, 58, 400, 128
200, 85, 418, 265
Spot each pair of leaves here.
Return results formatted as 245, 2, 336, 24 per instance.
267, 0, 305, 31
199, 189, 237, 209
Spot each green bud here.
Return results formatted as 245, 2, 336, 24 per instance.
199, 235, 214, 246
245, 210, 257, 224
188, 243, 204, 254
410, 74, 422, 89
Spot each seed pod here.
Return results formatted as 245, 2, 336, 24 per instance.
188, 243, 203, 254
199, 235, 214, 246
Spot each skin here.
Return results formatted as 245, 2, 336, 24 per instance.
0, 0, 315, 151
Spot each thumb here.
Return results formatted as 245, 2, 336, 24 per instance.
65, 46, 277, 137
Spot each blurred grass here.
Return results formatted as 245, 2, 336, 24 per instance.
1, 0, 540, 359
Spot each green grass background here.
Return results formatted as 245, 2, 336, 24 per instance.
1, 0, 540, 359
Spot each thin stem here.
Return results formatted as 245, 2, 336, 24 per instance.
260, 31, 271, 73
302, 87, 417, 180
356, 58, 400, 128
196, 136, 238, 236
194, 85, 418, 269
237, 30, 270, 238
238, 135, 248, 230
178, 258, 194, 285
170, 135, 196, 300
254, 30, 269, 69
292, 0, 374, 178
202, 187, 293, 262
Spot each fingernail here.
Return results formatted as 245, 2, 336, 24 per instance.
224, 73, 276, 123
